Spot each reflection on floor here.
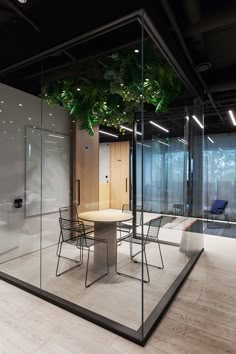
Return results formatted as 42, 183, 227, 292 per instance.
0, 210, 202, 330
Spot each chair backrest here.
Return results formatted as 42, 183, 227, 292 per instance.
59, 206, 78, 221
210, 199, 228, 215
59, 217, 84, 242
147, 217, 162, 241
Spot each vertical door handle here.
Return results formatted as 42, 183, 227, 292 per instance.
77, 179, 80, 205
125, 178, 128, 192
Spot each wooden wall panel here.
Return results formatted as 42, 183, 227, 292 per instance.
99, 182, 110, 210
74, 125, 99, 213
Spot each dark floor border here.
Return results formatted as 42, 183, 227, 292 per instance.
0, 247, 204, 347
0, 271, 141, 344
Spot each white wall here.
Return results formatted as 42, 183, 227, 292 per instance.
99, 143, 110, 183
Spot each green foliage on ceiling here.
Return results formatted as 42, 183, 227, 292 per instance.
43, 43, 182, 136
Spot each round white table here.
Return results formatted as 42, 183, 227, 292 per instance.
79, 210, 133, 266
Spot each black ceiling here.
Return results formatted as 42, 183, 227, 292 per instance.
1, 0, 236, 137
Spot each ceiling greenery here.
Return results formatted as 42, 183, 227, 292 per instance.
43, 43, 182, 136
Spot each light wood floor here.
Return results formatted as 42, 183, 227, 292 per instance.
0, 233, 235, 353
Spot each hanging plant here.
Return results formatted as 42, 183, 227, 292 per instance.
43, 42, 182, 135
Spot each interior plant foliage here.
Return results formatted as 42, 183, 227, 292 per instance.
43, 43, 182, 136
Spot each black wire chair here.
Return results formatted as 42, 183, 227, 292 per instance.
117, 204, 141, 244
115, 216, 164, 283
56, 206, 94, 256
56, 218, 109, 288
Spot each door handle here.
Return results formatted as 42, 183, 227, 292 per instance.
77, 179, 80, 205
125, 178, 128, 192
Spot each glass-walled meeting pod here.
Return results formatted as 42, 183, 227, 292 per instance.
0, 11, 204, 345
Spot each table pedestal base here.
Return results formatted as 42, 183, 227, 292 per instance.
94, 222, 117, 267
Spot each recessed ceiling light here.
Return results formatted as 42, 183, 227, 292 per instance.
17, 0, 27, 3
2, 121, 6, 123
0, 101, 4, 104
0, 110, 2, 113
76, 88, 81, 91
3, 131, 6, 134
9, 121, 13, 124
52, 123, 55, 126
33, 126, 36, 129
99, 130, 118, 138
49, 113, 53, 116
28, 117, 31, 120
192, 115, 204, 129
18, 103, 23, 107
17, 128, 21, 132
228, 110, 236, 126
150, 121, 169, 133
134, 49, 139, 53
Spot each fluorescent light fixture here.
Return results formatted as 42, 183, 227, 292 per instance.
228, 110, 236, 126
99, 130, 118, 138
48, 134, 64, 139
207, 136, 214, 143
178, 138, 187, 144
120, 125, 142, 135
219, 148, 223, 152
150, 121, 169, 133
137, 142, 151, 148
158, 140, 170, 147
192, 115, 204, 129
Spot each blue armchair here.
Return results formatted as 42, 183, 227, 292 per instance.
207, 199, 230, 228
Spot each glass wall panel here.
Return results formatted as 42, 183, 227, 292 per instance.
140, 33, 204, 337
204, 133, 236, 221
0, 63, 42, 287
40, 20, 144, 336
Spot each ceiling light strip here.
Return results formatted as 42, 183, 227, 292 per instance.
228, 110, 236, 126
158, 140, 170, 146
150, 121, 169, 133
192, 115, 204, 129
99, 130, 118, 138
207, 136, 214, 143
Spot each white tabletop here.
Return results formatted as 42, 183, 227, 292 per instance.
79, 210, 133, 223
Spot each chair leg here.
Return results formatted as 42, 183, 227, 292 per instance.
131, 241, 164, 270
56, 231, 62, 256
224, 213, 231, 228
56, 241, 83, 277
116, 243, 150, 283
85, 241, 109, 288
